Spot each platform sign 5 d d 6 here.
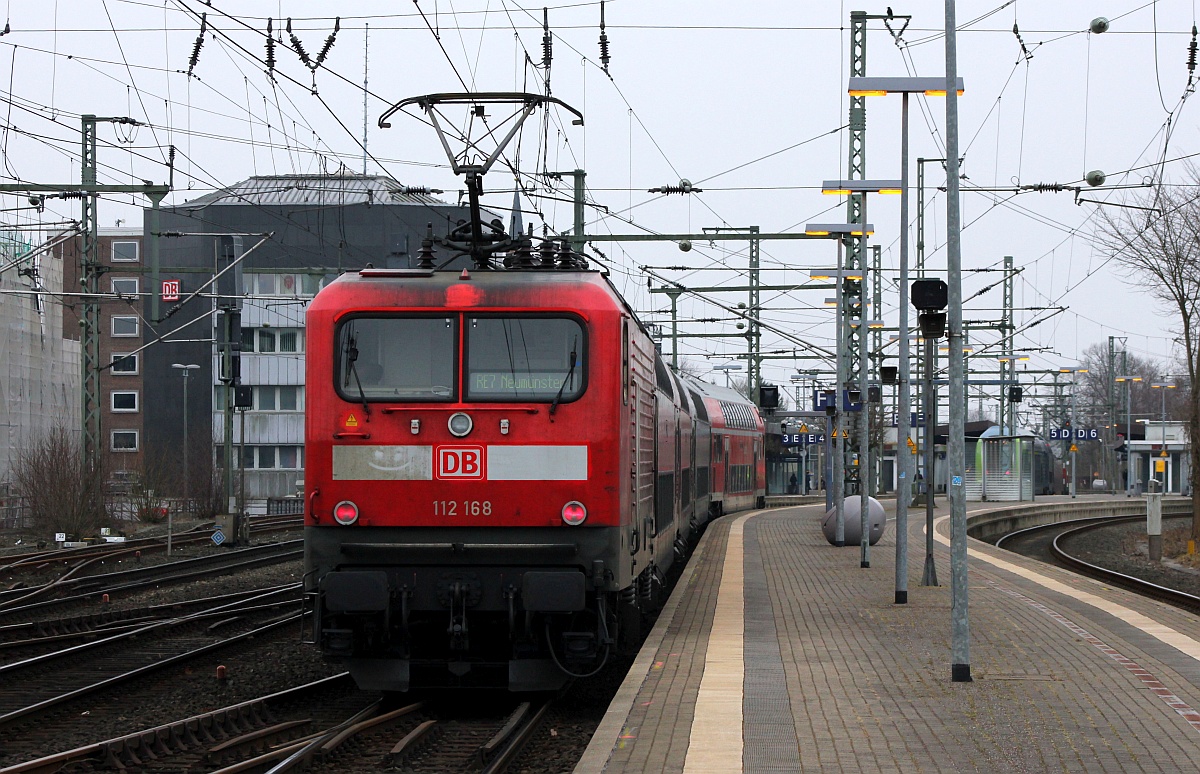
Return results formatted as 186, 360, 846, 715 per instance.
1050, 427, 1099, 440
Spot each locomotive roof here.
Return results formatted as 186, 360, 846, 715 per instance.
309, 267, 636, 319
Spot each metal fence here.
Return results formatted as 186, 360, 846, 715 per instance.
266, 497, 304, 515
0, 495, 30, 530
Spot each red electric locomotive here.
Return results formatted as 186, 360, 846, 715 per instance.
303, 262, 765, 692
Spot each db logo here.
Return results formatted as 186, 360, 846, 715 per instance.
436, 446, 485, 480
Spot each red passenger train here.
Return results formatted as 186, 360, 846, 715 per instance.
303, 263, 765, 692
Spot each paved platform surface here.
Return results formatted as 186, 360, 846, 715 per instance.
576, 497, 1200, 773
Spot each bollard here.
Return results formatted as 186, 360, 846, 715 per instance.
1145, 480, 1163, 562
216, 665, 228, 682
101, 593, 109, 604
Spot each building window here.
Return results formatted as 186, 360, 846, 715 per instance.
111, 353, 138, 374
245, 385, 304, 411
278, 385, 299, 410
111, 241, 139, 262
242, 445, 303, 469
112, 316, 139, 337
111, 391, 138, 412
258, 329, 276, 353
245, 272, 320, 298
112, 277, 139, 296
241, 327, 304, 354
279, 446, 300, 468
111, 430, 139, 451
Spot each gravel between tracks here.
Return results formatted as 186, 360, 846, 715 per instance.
0, 553, 342, 770
1061, 517, 1200, 598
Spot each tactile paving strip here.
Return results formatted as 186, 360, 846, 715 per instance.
743, 517, 803, 772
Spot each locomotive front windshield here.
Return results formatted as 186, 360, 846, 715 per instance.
336, 316, 456, 401
466, 316, 586, 402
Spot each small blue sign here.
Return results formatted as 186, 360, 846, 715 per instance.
212, 530, 225, 546
842, 389, 863, 412
951, 475, 963, 486
911, 412, 927, 427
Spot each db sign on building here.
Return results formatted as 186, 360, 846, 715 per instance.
162, 279, 181, 301
436, 446, 485, 480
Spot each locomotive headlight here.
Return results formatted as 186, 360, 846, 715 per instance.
561, 501, 587, 526
448, 412, 473, 437
332, 500, 360, 525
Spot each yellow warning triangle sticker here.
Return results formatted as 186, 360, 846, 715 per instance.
799, 424, 808, 433
1069, 444, 1078, 453
907, 437, 917, 450
346, 414, 359, 428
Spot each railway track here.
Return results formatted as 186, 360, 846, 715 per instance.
997, 514, 1200, 615
0, 583, 299, 659
0, 540, 302, 618
0, 515, 301, 582
0, 672, 551, 774
0, 587, 302, 731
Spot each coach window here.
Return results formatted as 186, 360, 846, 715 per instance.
465, 316, 586, 402
336, 316, 457, 401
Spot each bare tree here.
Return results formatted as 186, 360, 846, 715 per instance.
12, 424, 107, 539
676, 358, 708, 379
1096, 177, 1200, 539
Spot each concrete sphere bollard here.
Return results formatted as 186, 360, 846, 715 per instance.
822, 495, 887, 546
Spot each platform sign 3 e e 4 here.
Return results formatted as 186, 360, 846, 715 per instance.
436, 446, 485, 480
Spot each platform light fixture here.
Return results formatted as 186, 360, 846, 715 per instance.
848, 76, 965, 97
1116, 374, 1142, 497
804, 222, 875, 237
822, 179, 904, 196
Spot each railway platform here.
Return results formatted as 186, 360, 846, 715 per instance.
575, 496, 1200, 773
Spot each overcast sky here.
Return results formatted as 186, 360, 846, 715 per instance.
1, 1, 1197, 416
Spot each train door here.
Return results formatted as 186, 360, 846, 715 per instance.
630, 329, 656, 563
674, 407, 682, 524
624, 321, 639, 557
724, 435, 732, 491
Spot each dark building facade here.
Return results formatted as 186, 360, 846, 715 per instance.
141, 174, 477, 502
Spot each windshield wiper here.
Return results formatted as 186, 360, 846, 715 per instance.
549, 340, 578, 418
344, 332, 370, 422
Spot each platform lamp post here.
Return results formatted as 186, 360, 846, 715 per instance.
849, 314, 886, 568
805, 222, 875, 548
820, 182, 898, 569
846, 76, 963, 598
1150, 381, 1177, 488
170, 363, 200, 556
791, 369, 821, 495
1059, 366, 1089, 498
1115, 375, 1142, 497
714, 363, 742, 390
912, 279, 948, 588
